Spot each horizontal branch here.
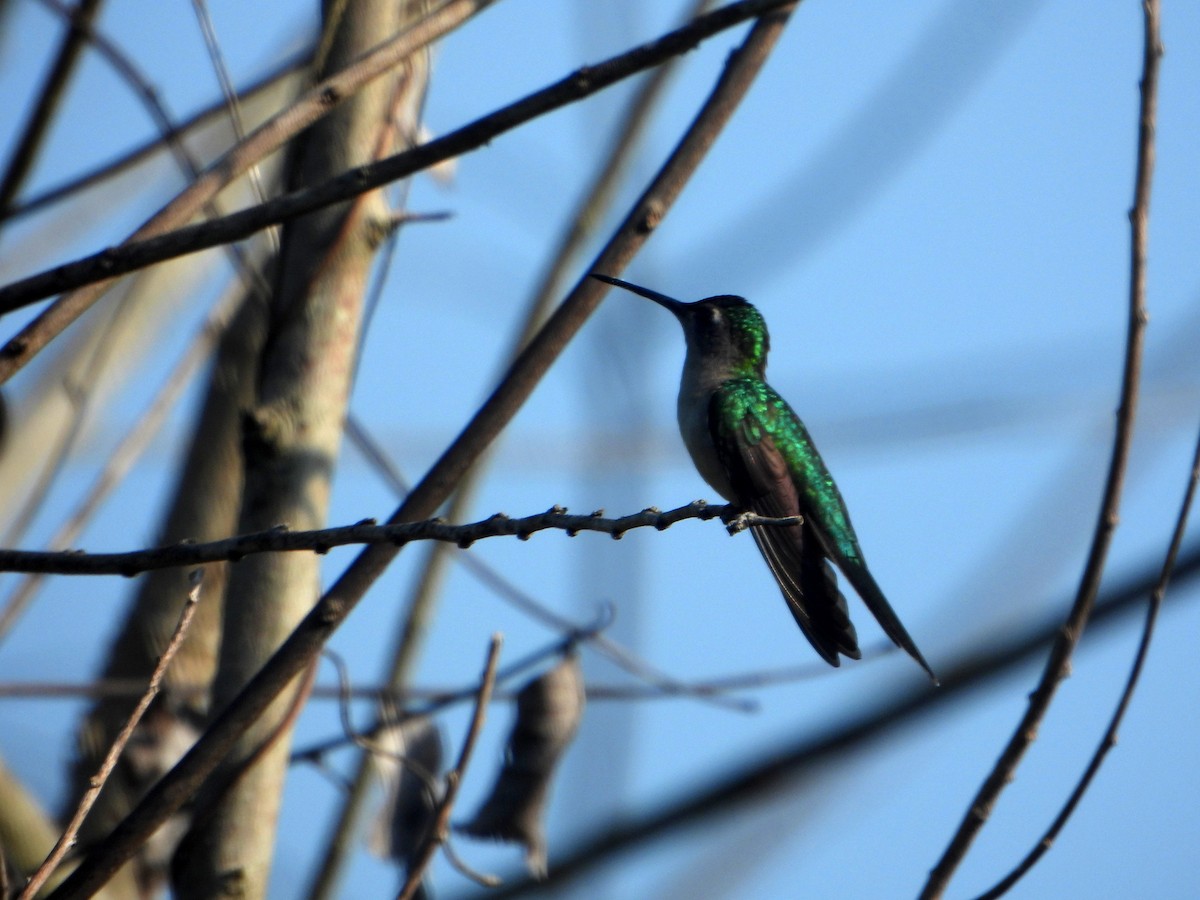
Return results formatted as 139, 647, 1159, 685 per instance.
0, 502, 798, 576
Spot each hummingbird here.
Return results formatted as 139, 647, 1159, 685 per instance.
592, 273, 936, 683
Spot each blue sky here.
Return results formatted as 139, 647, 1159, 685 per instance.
1, 1, 1198, 897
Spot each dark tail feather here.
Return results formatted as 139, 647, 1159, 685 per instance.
750, 522, 861, 665
841, 562, 938, 684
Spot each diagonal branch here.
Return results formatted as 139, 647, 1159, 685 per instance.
0, 49, 302, 224
308, 17, 709, 886
0, 0, 797, 385
0, 0, 502, 382
463, 543, 1200, 900
0, 285, 241, 645
0, 0, 105, 216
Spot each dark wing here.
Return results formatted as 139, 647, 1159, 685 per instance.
718, 381, 937, 683
709, 392, 861, 666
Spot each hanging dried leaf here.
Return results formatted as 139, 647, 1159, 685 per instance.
459, 654, 585, 878
118, 698, 202, 895
369, 714, 445, 875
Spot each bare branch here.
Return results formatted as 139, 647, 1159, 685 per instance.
309, 24, 696, 883
0, 43, 301, 223
0, 0, 104, 216
0, 0, 797, 384
0, 503, 799, 576
977, 412, 1200, 898
343, 420, 757, 715
0, 0, 503, 383
0, 285, 240, 645
463, 544, 1200, 900
920, 3, 1162, 896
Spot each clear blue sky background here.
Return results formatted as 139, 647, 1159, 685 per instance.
1, 1, 1198, 898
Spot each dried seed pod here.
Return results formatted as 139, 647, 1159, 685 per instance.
459, 654, 585, 878
370, 715, 444, 880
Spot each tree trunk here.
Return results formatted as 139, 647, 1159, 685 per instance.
171, 3, 409, 896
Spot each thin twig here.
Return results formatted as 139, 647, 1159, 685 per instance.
456, 548, 757, 712
188, 0, 275, 227
0, 0, 104, 216
0, 0, 278, 638
0, 502, 800, 576
397, 635, 503, 900
0, 272, 164, 585
31, 0, 208, 194
0, 532, 1194, 708
46, 9, 792, 892
302, 638, 548, 765
920, 4, 1161, 896
0, 639, 885, 708
976, 415, 1200, 899
3, 542, 1193, 898
0, 270, 146, 554
28, 0, 294, 301
18, 570, 203, 899
0, 43, 302, 223
0, 535, 1190, 897
0, 0, 797, 384
295, 621, 606, 765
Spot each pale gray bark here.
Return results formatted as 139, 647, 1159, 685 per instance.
171, 3, 408, 896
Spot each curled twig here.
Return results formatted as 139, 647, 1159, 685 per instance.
976, 413, 1200, 900
920, 2, 1161, 896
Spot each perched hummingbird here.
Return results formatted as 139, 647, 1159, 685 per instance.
592, 273, 936, 683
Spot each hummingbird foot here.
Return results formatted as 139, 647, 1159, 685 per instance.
723, 508, 804, 535
720, 506, 751, 532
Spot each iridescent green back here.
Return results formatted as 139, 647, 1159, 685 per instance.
711, 377, 864, 563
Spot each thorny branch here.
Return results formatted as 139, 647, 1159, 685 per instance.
0, 503, 798, 576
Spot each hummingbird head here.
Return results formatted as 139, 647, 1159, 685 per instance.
591, 273, 769, 377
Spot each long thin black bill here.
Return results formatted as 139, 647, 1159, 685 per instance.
590, 273, 686, 312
